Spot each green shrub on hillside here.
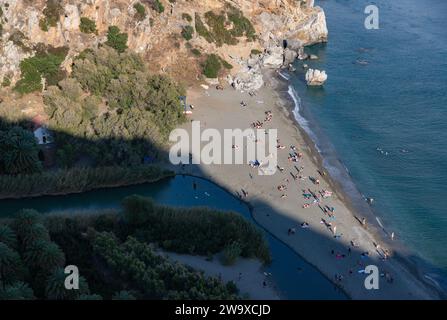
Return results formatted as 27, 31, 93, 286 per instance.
40, 0, 64, 31
105, 26, 128, 53
79, 17, 97, 34
203, 54, 221, 78
204, 11, 237, 47
195, 13, 213, 43
8, 31, 31, 52
194, 7, 256, 47
151, 0, 165, 14
133, 2, 146, 21
227, 6, 256, 41
251, 49, 263, 55
191, 48, 201, 56
2, 76, 11, 87
220, 58, 233, 70
182, 13, 192, 22
14, 46, 68, 94
181, 25, 194, 41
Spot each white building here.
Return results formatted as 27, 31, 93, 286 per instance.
33, 126, 53, 145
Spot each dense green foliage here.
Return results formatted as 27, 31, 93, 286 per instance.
195, 13, 213, 43
0, 209, 92, 299
122, 195, 271, 262
181, 25, 194, 41
203, 54, 221, 78
191, 48, 201, 56
105, 26, 128, 53
40, 0, 64, 31
3, 47, 184, 184
222, 241, 242, 266
1, 76, 10, 87
0, 126, 42, 175
79, 17, 97, 34
93, 233, 238, 299
8, 31, 31, 53
43, 47, 185, 167
0, 166, 173, 199
0, 195, 270, 299
226, 6, 256, 41
133, 3, 147, 21
14, 46, 68, 94
151, 0, 165, 14
195, 7, 256, 47
204, 11, 238, 47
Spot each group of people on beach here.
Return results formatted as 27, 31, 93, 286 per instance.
238, 96, 396, 293
251, 111, 273, 129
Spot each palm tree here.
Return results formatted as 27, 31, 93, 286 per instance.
45, 268, 89, 300
12, 209, 42, 238
0, 126, 42, 175
24, 240, 65, 273
0, 281, 35, 300
0, 242, 25, 286
0, 225, 17, 249
20, 223, 50, 250
12, 210, 49, 251
112, 290, 137, 300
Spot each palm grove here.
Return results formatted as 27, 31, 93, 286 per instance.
0, 10, 273, 300
0, 196, 270, 299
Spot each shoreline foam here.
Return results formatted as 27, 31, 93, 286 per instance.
280, 71, 447, 298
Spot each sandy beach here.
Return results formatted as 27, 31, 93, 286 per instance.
162, 252, 280, 300
169, 71, 442, 300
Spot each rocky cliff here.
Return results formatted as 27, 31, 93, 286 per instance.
0, 0, 327, 87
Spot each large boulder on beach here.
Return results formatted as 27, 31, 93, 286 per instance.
305, 69, 327, 86
284, 39, 303, 51
228, 68, 264, 91
283, 48, 298, 66
297, 47, 309, 60
262, 46, 284, 69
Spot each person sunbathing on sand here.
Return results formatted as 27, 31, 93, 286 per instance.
321, 218, 332, 229
351, 240, 360, 248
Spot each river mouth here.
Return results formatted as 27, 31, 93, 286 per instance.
1, 175, 346, 300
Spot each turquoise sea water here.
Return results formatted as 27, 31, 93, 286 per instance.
290, 0, 447, 290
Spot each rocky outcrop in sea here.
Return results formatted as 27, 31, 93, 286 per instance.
305, 68, 328, 86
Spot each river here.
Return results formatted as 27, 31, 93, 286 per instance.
0, 175, 346, 299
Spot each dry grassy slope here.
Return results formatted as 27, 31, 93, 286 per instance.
0, 0, 326, 86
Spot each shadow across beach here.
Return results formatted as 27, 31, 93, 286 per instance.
0, 110, 445, 300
